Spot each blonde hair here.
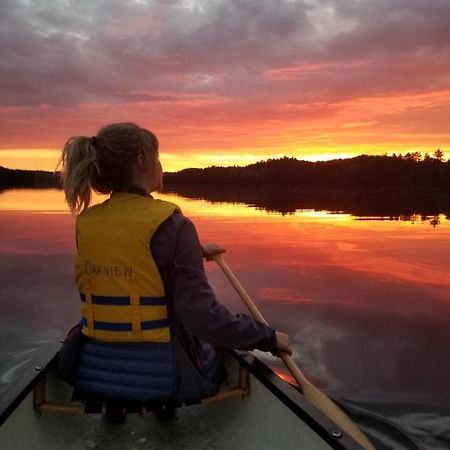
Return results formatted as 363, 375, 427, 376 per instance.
58, 122, 159, 214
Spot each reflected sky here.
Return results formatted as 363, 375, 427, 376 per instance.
1, 188, 449, 448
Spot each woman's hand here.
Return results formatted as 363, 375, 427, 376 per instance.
271, 331, 293, 356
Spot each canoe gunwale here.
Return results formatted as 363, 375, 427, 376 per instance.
0, 343, 60, 427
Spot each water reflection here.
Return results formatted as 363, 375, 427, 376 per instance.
0, 188, 449, 449
163, 185, 450, 221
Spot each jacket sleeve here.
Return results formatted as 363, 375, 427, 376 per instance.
164, 215, 276, 351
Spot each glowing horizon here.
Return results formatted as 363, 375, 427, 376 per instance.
0, 143, 445, 173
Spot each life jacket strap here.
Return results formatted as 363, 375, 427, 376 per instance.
130, 277, 142, 340
82, 277, 95, 339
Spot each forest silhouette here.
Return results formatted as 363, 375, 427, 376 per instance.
1, 153, 448, 219
162, 153, 449, 219
163, 153, 450, 191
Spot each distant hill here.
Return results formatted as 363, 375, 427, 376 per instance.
2, 154, 449, 192
0, 166, 60, 190
163, 155, 450, 191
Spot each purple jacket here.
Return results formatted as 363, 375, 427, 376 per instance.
151, 211, 276, 351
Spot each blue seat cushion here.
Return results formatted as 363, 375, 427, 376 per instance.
75, 341, 176, 402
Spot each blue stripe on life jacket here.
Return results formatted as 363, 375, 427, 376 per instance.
94, 321, 133, 331
79, 292, 167, 306
139, 297, 168, 306
81, 317, 173, 332
80, 317, 132, 331
141, 318, 173, 330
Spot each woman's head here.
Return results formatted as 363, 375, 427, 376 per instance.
58, 122, 162, 214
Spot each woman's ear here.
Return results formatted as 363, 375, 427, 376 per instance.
136, 152, 147, 171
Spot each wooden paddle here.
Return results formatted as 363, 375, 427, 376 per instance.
203, 243, 375, 450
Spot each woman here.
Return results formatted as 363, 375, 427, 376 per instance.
58, 122, 291, 415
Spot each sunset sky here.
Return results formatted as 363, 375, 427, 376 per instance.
1, 0, 449, 171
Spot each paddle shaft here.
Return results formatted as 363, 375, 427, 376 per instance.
212, 254, 310, 388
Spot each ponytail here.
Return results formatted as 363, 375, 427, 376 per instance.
58, 136, 99, 214
59, 123, 160, 214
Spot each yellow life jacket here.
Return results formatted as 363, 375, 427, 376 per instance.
75, 193, 180, 343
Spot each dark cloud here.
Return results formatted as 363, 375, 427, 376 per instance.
329, 0, 450, 56
1, 0, 449, 109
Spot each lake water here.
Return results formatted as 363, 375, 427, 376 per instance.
0, 188, 449, 449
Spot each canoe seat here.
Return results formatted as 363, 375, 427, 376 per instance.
33, 364, 249, 419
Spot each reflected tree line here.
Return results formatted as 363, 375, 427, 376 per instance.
162, 185, 449, 225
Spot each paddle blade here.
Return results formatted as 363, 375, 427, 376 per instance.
281, 354, 375, 450
302, 382, 375, 450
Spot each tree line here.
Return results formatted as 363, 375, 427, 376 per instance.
163, 152, 450, 191
0, 166, 60, 191
1, 151, 449, 191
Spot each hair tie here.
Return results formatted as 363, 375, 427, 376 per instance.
91, 136, 97, 147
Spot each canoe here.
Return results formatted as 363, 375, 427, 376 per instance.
0, 346, 366, 450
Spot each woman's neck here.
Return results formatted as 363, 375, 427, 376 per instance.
112, 184, 150, 197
